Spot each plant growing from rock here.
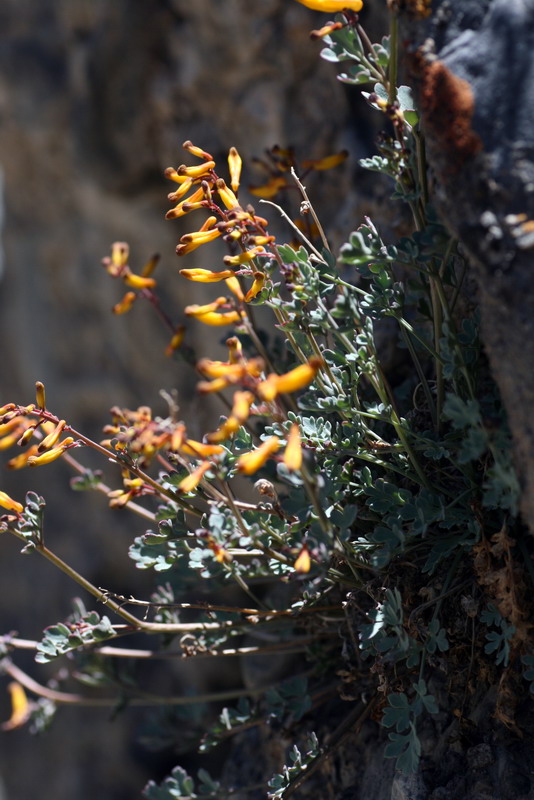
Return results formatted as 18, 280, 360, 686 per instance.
1, 1, 533, 796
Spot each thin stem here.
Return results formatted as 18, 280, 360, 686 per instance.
3, 659, 275, 708
290, 168, 330, 253
398, 325, 437, 429
387, 12, 398, 106
7, 527, 243, 636
260, 199, 324, 261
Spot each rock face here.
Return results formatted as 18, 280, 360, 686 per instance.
402, 0, 534, 532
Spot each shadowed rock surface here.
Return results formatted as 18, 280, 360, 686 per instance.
402, 0, 534, 534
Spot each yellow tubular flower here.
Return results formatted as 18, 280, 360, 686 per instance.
248, 235, 275, 246
35, 381, 46, 410
197, 360, 245, 380
38, 419, 67, 452
258, 357, 323, 401
182, 140, 214, 161
194, 310, 244, 326
224, 247, 267, 266
2, 682, 30, 731
228, 146, 242, 193
165, 326, 186, 357
301, 151, 348, 171
181, 440, 224, 458
0, 491, 24, 514
164, 167, 194, 185
185, 297, 228, 317
199, 215, 218, 232
232, 390, 255, 422
167, 178, 193, 202
197, 377, 233, 394
17, 424, 39, 447
113, 292, 137, 315
7, 445, 40, 470
237, 436, 280, 475
227, 336, 243, 363
166, 186, 206, 219
207, 418, 239, 443
216, 178, 240, 210
284, 423, 303, 471
225, 276, 245, 301
176, 228, 221, 256
0, 403, 16, 416
0, 431, 23, 451
244, 272, 266, 302
249, 176, 287, 198
177, 160, 216, 179
180, 268, 235, 283
123, 272, 156, 290
178, 461, 213, 494
0, 417, 22, 437
294, 0, 363, 11
27, 437, 74, 466
111, 241, 129, 268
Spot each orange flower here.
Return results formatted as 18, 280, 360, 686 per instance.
180, 440, 224, 458
208, 391, 254, 443
113, 292, 137, 315
237, 436, 280, 475
301, 151, 348, 171
249, 176, 287, 198
197, 360, 245, 380
283, 423, 303, 471
180, 268, 235, 283
294, 0, 363, 11
257, 357, 323, 401
0, 491, 24, 514
178, 461, 213, 493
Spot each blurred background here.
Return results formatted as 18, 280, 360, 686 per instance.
0, 1, 386, 797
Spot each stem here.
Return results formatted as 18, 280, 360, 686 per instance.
3, 659, 276, 708
387, 11, 398, 105
290, 168, 330, 253
7, 528, 242, 636
398, 325, 437, 429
